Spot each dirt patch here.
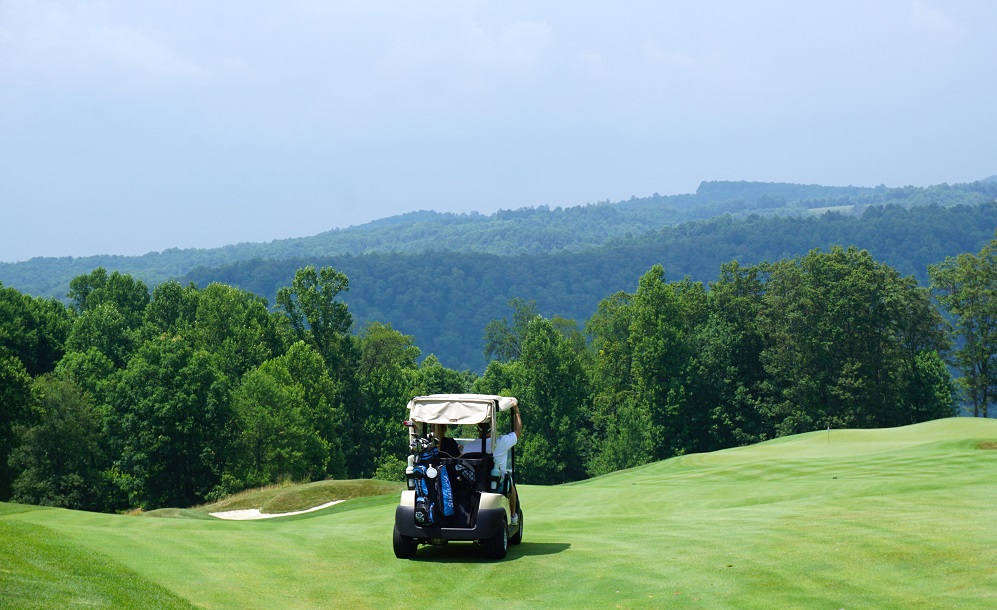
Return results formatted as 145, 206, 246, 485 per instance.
976, 441, 997, 450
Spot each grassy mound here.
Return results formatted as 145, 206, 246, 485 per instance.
2, 417, 996, 608
194, 479, 403, 517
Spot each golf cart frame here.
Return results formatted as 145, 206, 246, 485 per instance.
393, 394, 522, 559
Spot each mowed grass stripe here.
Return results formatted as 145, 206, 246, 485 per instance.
0, 519, 195, 609
2, 417, 996, 608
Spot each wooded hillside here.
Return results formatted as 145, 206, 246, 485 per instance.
3, 179, 995, 299
183, 202, 997, 371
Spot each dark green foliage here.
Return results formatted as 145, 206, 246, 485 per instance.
192, 283, 285, 380
483, 298, 539, 363
696, 262, 770, 448
509, 317, 590, 484
10, 375, 107, 511
0, 354, 31, 499
143, 280, 199, 337
277, 266, 355, 379
408, 354, 474, 396
355, 322, 420, 480
230, 361, 329, 487
0, 283, 70, 377
69, 267, 150, 329
585, 291, 644, 475
54, 348, 116, 406
631, 268, 710, 459
178, 202, 997, 372
64, 268, 150, 369
583, 249, 956, 474
756, 247, 952, 432
108, 334, 235, 509
65, 303, 135, 368
277, 341, 348, 478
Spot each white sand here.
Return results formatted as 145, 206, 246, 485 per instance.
210, 500, 344, 520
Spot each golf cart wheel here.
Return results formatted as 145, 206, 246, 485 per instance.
483, 519, 508, 559
509, 507, 523, 545
393, 525, 418, 559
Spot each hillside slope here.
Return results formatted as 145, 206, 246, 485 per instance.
2, 179, 995, 301
183, 201, 997, 371
2, 417, 995, 608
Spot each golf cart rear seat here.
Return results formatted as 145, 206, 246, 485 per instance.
440, 453, 492, 492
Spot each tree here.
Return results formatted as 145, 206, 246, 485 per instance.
10, 375, 106, 511
54, 347, 117, 405
483, 298, 539, 363
930, 235, 997, 417
231, 363, 328, 487
355, 322, 420, 480
279, 341, 347, 479
511, 317, 589, 484
276, 266, 363, 474
65, 303, 135, 368
0, 354, 31, 499
276, 266, 354, 378
409, 354, 472, 397
109, 334, 234, 509
584, 290, 650, 475
69, 267, 150, 330
144, 280, 199, 338
629, 265, 704, 459
694, 261, 771, 449
760, 247, 953, 431
64, 268, 150, 370
0, 283, 70, 377
192, 283, 284, 380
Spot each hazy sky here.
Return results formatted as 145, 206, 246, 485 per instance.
2, 1, 995, 262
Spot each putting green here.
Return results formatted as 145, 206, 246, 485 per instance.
2, 417, 996, 608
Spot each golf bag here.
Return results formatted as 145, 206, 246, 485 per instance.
412, 447, 454, 526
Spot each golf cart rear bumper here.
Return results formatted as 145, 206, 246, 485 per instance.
395, 506, 505, 541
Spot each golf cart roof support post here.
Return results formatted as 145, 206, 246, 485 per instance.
490, 399, 497, 472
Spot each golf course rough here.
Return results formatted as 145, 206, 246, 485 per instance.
1, 417, 995, 608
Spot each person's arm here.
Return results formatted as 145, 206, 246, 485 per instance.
512, 401, 522, 439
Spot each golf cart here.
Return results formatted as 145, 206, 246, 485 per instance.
392, 394, 523, 559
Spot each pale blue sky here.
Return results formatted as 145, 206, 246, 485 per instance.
2, 1, 995, 262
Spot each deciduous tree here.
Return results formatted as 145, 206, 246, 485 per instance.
10, 375, 106, 511
930, 234, 997, 417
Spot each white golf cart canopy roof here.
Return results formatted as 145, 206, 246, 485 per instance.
406, 394, 517, 425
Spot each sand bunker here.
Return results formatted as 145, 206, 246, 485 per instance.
210, 500, 344, 520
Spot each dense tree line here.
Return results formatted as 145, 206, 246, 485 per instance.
483, 247, 960, 478
0, 267, 469, 511
4, 234, 995, 512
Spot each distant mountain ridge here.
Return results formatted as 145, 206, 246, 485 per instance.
2, 178, 995, 303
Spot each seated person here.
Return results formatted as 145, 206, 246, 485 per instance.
433, 424, 463, 457
475, 400, 522, 525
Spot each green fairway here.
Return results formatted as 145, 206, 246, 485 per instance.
3, 417, 997, 609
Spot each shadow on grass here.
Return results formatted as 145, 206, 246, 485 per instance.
409, 541, 571, 563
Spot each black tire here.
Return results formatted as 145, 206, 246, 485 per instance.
483, 518, 509, 559
509, 507, 523, 545
393, 525, 418, 559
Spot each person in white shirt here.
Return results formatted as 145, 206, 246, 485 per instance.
476, 399, 522, 525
